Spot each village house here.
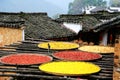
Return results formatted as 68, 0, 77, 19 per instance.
56, 10, 120, 45
55, 14, 101, 44
0, 21, 25, 47
0, 12, 77, 42
93, 15, 120, 46
0, 12, 119, 46
0, 10, 118, 80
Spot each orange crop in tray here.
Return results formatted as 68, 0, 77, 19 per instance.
53, 51, 102, 61
0, 53, 52, 65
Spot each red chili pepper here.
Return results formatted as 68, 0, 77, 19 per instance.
0, 53, 52, 65
53, 51, 101, 61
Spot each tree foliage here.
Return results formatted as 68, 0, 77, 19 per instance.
68, 0, 107, 14
110, 0, 120, 7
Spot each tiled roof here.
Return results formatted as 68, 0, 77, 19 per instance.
0, 12, 76, 39
56, 14, 101, 32
93, 15, 120, 32
0, 21, 24, 28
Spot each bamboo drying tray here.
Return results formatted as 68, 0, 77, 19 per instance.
39, 61, 101, 76
78, 45, 114, 54
38, 41, 79, 50
52, 51, 102, 61
0, 53, 53, 65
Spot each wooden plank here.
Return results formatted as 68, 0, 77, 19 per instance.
0, 73, 79, 80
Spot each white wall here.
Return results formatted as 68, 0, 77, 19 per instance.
63, 22, 82, 34
101, 32, 108, 46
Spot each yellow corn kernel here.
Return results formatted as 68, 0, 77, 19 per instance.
38, 41, 79, 50
39, 61, 101, 76
79, 46, 114, 54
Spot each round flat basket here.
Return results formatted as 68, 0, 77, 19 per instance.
52, 51, 102, 61
38, 41, 79, 50
0, 53, 53, 65
78, 45, 114, 54
39, 61, 101, 76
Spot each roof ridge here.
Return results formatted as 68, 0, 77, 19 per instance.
0, 12, 47, 16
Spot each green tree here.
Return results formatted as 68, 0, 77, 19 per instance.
110, 0, 120, 7
68, 0, 107, 14
68, 0, 84, 14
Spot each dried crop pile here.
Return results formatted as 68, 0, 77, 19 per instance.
53, 51, 102, 61
39, 61, 101, 76
0, 53, 52, 65
79, 46, 114, 53
38, 41, 79, 50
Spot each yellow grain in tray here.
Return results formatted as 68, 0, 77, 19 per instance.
39, 61, 101, 76
78, 46, 114, 53
38, 41, 79, 50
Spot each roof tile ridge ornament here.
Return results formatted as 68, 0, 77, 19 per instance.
22, 12, 48, 16
0, 12, 20, 15
0, 12, 48, 16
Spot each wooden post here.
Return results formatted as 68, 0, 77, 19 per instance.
48, 43, 50, 54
